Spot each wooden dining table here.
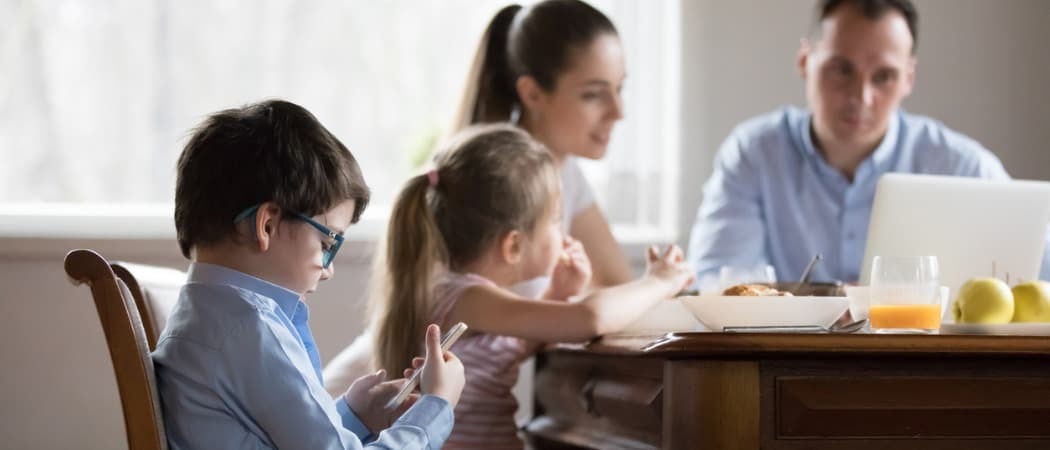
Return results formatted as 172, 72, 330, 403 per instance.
523, 332, 1050, 450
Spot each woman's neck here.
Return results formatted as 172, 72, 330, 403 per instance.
519, 117, 568, 167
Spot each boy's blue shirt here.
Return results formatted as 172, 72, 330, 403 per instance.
152, 262, 453, 450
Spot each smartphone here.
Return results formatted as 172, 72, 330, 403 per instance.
385, 322, 468, 409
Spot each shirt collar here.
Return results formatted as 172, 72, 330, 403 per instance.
187, 262, 303, 318
799, 110, 901, 177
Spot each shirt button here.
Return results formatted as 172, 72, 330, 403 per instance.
846, 232, 856, 240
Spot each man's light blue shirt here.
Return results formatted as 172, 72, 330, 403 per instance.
152, 263, 453, 449
687, 106, 1050, 284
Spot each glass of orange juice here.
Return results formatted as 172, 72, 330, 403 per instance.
869, 256, 941, 333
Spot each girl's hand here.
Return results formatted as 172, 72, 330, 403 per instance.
644, 244, 695, 297
548, 236, 592, 300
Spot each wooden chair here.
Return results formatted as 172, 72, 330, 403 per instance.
111, 261, 185, 350
64, 249, 168, 450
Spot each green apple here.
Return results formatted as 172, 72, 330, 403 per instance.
1011, 281, 1050, 322
953, 277, 1014, 324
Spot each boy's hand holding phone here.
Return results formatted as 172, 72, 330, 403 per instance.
548, 236, 592, 300
419, 324, 465, 408
345, 323, 465, 433
388, 323, 467, 410
343, 369, 415, 434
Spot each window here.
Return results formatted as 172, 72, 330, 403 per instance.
1, 0, 680, 241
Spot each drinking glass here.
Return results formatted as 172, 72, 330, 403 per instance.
869, 256, 941, 333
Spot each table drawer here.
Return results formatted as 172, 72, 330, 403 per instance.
777, 376, 1050, 438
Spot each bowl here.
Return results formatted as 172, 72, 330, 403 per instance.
617, 299, 701, 335
678, 295, 849, 331
768, 281, 845, 296
844, 285, 871, 321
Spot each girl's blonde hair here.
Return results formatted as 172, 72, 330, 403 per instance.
372, 124, 559, 375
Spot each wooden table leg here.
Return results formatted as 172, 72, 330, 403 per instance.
663, 360, 759, 450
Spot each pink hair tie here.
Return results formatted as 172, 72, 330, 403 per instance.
426, 169, 439, 188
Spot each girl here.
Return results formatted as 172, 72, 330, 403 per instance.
373, 124, 693, 449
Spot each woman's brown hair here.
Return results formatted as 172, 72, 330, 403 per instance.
451, 0, 619, 130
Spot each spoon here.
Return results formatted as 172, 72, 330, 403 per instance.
829, 318, 868, 334
722, 319, 868, 334
798, 253, 823, 285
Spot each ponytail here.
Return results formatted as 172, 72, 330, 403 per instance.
450, 1, 618, 136
374, 174, 448, 375
451, 4, 522, 131
373, 124, 560, 375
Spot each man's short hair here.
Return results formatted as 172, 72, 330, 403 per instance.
174, 99, 370, 258
813, 0, 919, 54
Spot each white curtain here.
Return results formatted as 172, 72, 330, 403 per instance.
1, 0, 679, 233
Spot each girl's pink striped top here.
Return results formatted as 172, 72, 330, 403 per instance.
430, 272, 535, 450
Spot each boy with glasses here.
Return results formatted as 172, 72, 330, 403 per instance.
153, 99, 464, 449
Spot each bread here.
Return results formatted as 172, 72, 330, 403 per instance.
722, 284, 793, 296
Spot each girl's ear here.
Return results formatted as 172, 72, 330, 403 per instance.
500, 230, 524, 265
254, 202, 282, 252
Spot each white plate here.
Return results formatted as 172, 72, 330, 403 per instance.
616, 299, 700, 335
939, 322, 1050, 336
678, 295, 849, 331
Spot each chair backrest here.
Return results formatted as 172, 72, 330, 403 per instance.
111, 262, 185, 350
64, 249, 168, 450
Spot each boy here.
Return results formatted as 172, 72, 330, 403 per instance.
153, 99, 464, 449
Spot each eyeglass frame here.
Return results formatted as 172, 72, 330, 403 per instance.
233, 204, 345, 269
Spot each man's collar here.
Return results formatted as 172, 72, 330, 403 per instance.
800, 110, 901, 176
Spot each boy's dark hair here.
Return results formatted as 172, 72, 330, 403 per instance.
174, 99, 370, 258
814, 0, 919, 54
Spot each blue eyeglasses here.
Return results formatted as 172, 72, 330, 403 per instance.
234, 204, 345, 269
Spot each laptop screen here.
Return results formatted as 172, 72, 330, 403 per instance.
860, 173, 1050, 296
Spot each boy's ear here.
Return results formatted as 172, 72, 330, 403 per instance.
500, 230, 524, 265
253, 202, 282, 252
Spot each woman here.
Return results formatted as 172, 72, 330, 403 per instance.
325, 0, 633, 397
453, 0, 633, 297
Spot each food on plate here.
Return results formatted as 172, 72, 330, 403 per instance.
722, 284, 793, 296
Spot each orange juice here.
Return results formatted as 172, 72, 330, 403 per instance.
869, 304, 942, 330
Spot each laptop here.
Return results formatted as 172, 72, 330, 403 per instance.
860, 173, 1050, 297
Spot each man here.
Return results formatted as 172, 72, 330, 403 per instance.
687, 0, 1048, 284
